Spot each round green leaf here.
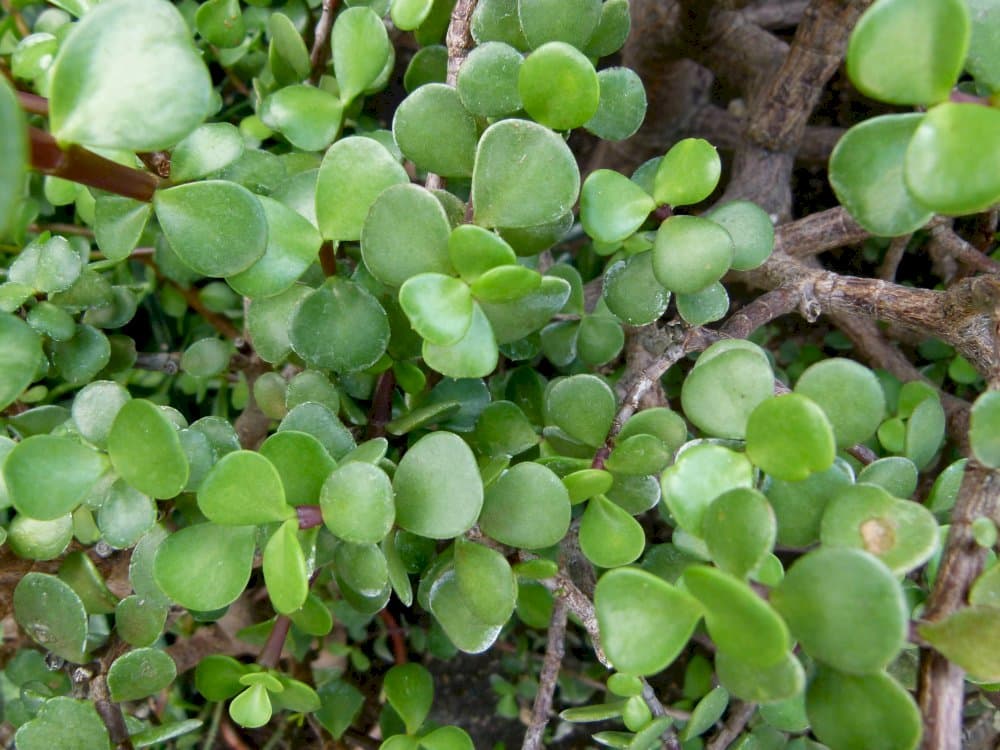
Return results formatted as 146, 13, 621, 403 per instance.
419, 725, 474, 750
470, 265, 542, 303
846, 0, 969, 106
93, 196, 151, 262
604, 434, 671, 476
905, 103, 1000, 215
116, 595, 167, 647
400, 273, 474, 345
660, 443, 753, 535
806, 666, 921, 750
362, 183, 453, 286
653, 215, 733, 294
829, 114, 933, 236
584, 67, 646, 142
181, 337, 231, 378
154, 181, 267, 277
794, 358, 885, 448
682, 565, 790, 667
384, 663, 434, 734
746, 394, 836, 482
404, 44, 447, 91
263, 519, 309, 614
5, 436, 105, 521
49, 0, 211, 150
107, 648, 176, 702
195, 0, 245, 48
321, 462, 395, 543
581, 169, 655, 244
198, 450, 291, 526
227, 196, 322, 299
0, 78, 26, 238
260, 430, 335, 504
108, 399, 189, 499
8, 514, 73, 560
333, 6, 392, 102
393, 431, 483, 539
472, 119, 580, 228
422, 301, 499, 378
971, 390, 1000, 468
316, 136, 409, 241
518, 0, 601, 49
14, 697, 110, 750
681, 343, 774, 440
0, 313, 42, 411
706, 200, 775, 271
457, 41, 523, 117
479, 461, 571, 549
392, 0, 433, 29
772, 548, 907, 674
260, 85, 344, 152
170, 123, 244, 182
602, 252, 670, 326
857, 456, 919, 498
455, 538, 517, 626
279, 402, 355, 460
14, 573, 88, 663
675, 282, 729, 326
289, 276, 390, 372
473, 400, 539, 457
579, 494, 646, 568
653, 138, 722, 207
519, 42, 599, 130
584, 0, 629, 57
546, 374, 615, 447
10, 235, 82, 294
703, 488, 776, 579
247, 284, 312, 364
820, 483, 939, 575
715, 650, 805, 705
153, 523, 256, 611
97, 481, 156, 549
50, 324, 109, 385
595, 567, 704, 676
393, 83, 478, 177
429, 568, 503, 653
471, 0, 529, 49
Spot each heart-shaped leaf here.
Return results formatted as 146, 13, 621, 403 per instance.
746, 394, 836, 482
579, 494, 646, 568
384, 663, 434, 734
479, 461, 571, 548
422, 301, 499, 378
14, 698, 110, 750
545, 374, 616, 447
595, 567, 703, 676
155, 181, 267, 277
660, 443, 753, 535
653, 138, 722, 207
772, 547, 907, 674
107, 648, 176, 702
49, 0, 211, 150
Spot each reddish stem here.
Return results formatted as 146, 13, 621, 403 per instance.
378, 609, 408, 665
366, 369, 396, 439
30, 127, 159, 202
296, 505, 324, 530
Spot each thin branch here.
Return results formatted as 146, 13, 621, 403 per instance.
706, 700, 757, 750
17, 89, 48, 116
522, 594, 568, 750
929, 225, 1000, 276
135, 256, 242, 340
296, 505, 324, 529
741, 0, 809, 28
378, 609, 409, 666
309, 0, 340, 85
918, 463, 1000, 750
367, 369, 396, 439
878, 234, 911, 282
0, 0, 29, 36
258, 616, 292, 669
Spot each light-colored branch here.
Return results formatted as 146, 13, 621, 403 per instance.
522, 595, 568, 750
